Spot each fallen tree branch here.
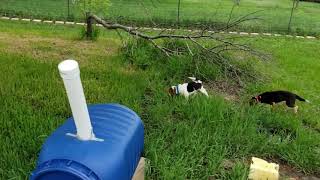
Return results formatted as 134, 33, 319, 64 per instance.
88, 13, 267, 84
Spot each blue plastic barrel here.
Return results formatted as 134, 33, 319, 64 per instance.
31, 104, 144, 180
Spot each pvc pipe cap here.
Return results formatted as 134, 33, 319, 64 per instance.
58, 60, 80, 79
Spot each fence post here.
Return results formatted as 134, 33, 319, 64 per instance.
177, 0, 181, 28
86, 12, 93, 39
67, 0, 70, 20
288, 0, 298, 33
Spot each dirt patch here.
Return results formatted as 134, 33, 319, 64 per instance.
0, 32, 118, 65
119, 64, 138, 75
205, 79, 242, 101
280, 164, 320, 180
265, 158, 320, 180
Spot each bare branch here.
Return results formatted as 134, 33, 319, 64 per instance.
91, 14, 221, 40
150, 40, 172, 57
88, 12, 266, 83
218, 10, 264, 31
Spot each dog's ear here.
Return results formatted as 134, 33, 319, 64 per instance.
168, 87, 176, 96
188, 77, 196, 81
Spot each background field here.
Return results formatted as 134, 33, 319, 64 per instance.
0, 20, 319, 179
0, 0, 320, 35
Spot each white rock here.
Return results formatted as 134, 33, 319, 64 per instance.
263, 33, 272, 36
306, 36, 316, 39
55, 21, 64, 24
65, 21, 74, 25
240, 32, 249, 35
76, 22, 85, 26
1, 17, 10, 20
33, 19, 42, 23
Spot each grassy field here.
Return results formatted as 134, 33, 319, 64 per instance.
1, 0, 320, 35
0, 20, 319, 179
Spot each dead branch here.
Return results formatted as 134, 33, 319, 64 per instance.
90, 14, 265, 56
88, 12, 267, 84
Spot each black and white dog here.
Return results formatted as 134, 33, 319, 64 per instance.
168, 77, 209, 99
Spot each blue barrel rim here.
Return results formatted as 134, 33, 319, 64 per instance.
31, 159, 100, 180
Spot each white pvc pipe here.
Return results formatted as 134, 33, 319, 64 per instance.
58, 60, 94, 141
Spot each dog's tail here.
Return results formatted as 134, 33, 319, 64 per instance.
295, 94, 310, 103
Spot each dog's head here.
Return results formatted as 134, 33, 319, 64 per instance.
168, 86, 177, 96
250, 96, 261, 105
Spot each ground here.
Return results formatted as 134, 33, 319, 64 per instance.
0, 20, 319, 179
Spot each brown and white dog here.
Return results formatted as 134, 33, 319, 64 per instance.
168, 77, 209, 99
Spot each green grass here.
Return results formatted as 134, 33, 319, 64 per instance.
0, 20, 319, 179
107, 0, 320, 36
1, 0, 320, 35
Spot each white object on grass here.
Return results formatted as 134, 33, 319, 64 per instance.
58, 60, 101, 141
250, 33, 259, 36
248, 157, 279, 180
33, 19, 42, 23
76, 22, 86, 26
240, 32, 249, 35
55, 21, 64, 24
65, 21, 74, 25
306, 36, 315, 39
1, 17, 10, 20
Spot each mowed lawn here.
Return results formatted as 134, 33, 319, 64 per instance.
0, 20, 319, 179
1, 0, 320, 35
